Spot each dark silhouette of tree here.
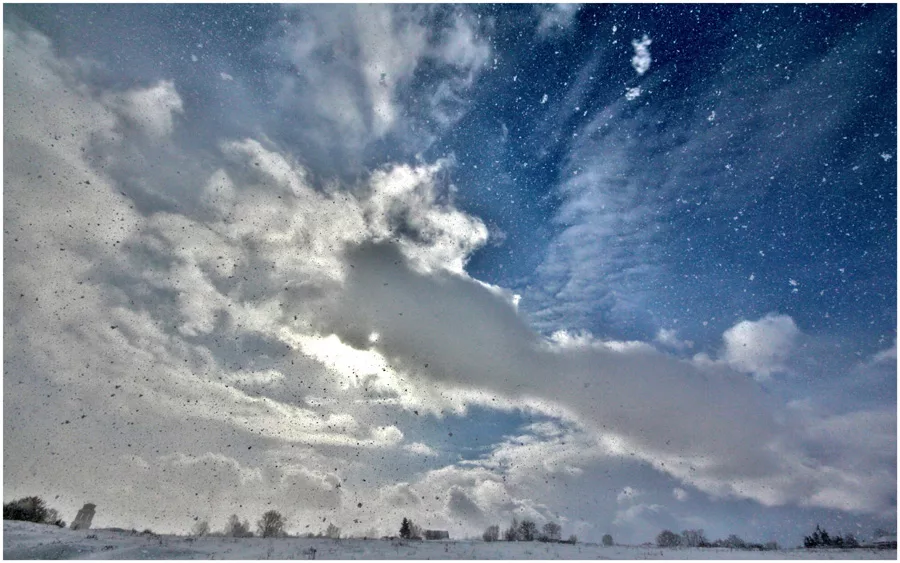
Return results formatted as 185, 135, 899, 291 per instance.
723, 534, 746, 549
602, 534, 614, 546
225, 514, 253, 537
804, 525, 858, 549
504, 517, 519, 541
567, 534, 578, 544
399, 517, 411, 539
656, 529, 681, 547
3, 496, 63, 526
681, 529, 708, 548
325, 523, 340, 539
257, 510, 285, 538
519, 520, 538, 541
482, 525, 499, 542
804, 525, 826, 548
192, 520, 210, 536
541, 522, 561, 542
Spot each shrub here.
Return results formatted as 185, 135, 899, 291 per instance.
3, 496, 50, 523
602, 534, 614, 546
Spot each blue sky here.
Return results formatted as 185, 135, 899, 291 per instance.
3, 3, 896, 546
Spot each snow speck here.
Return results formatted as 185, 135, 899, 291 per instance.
707, 111, 716, 121
220, 72, 234, 81
612, 25, 618, 34
191, 54, 198, 62
880, 152, 893, 161
625, 87, 642, 100
512, 75, 517, 82
540, 93, 549, 104
749, 273, 755, 281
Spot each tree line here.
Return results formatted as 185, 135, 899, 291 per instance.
655, 529, 779, 550
191, 511, 342, 539
480, 517, 576, 543
3, 496, 66, 528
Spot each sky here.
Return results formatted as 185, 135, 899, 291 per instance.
3, 3, 896, 547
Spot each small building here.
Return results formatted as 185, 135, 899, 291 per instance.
70, 503, 96, 531
424, 530, 449, 540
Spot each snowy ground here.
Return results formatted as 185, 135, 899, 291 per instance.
4, 521, 896, 560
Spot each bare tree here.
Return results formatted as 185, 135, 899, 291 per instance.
192, 520, 210, 537
541, 522, 562, 542
225, 514, 253, 537
656, 530, 681, 548
257, 510, 285, 538
681, 529, 707, 548
482, 525, 500, 542
504, 518, 519, 541
325, 523, 341, 539
519, 520, 538, 541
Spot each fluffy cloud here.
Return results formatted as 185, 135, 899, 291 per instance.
4, 15, 895, 542
535, 4, 582, 37
270, 5, 491, 174
720, 313, 800, 379
104, 80, 184, 140
631, 35, 652, 75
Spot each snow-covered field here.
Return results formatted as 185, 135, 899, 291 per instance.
3, 521, 896, 560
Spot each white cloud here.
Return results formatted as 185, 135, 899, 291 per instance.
631, 35, 652, 75
273, 5, 491, 167
871, 342, 896, 364
219, 71, 233, 81
655, 328, 694, 352
404, 442, 438, 456
616, 486, 643, 505
536, 4, 582, 37
106, 80, 184, 139
625, 86, 642, 100
673, 487, 689, 501
720, 313, 800, 379
4, 18, 895, 540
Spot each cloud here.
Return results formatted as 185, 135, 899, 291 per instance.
672, 488, 688, 501
655, 329, 694, 352
617, 486, 644, 505
535, 4, 582, 37
105, 80, 184, 139
720, 313, 800, 379
404, 442, 438, 456
4, 14, 895, 542
631, 35, 652, 75
269, 5, 491, 174
624, 86, 642, 100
